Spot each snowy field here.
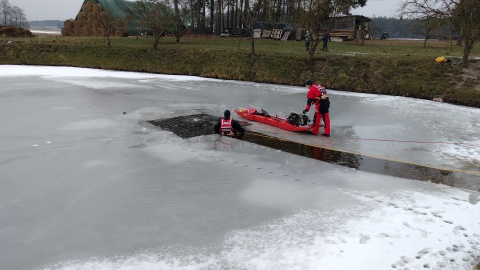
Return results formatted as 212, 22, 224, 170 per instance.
0, 65, 479, 270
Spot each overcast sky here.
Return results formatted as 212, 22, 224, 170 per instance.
9, 0, 401, 21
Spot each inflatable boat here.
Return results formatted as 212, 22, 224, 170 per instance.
234, 107, 315, 132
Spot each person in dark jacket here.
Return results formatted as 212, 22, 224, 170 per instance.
214, 110, 245, 138
319, 89, 330, 137
322, 30, 331, 51
305, 31, 311, 52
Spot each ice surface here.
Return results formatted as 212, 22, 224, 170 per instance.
0, 65, 479, 270
0, 65, 215, 81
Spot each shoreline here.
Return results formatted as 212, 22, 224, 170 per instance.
0, 39, 479, 108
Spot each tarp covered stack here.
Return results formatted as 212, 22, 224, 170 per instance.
62, 0, 129, 37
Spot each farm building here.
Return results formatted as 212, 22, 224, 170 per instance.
61, 0, 140, 37
249, 16, 371, 41
250, 22, 301, 41
326, 15, 372, 40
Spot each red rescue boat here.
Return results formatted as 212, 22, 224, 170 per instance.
234, 107, 314, 132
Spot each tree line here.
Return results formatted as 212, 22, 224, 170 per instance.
121, 0, 476, 63
0, 0, 28, 28
369, 17, 457, 40
123, 0, 367, 59
6, 0, 479, 65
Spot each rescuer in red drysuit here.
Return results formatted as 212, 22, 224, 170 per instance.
214, 110, 245, 138
302, 79, 330, 137
302, 79, 322, 135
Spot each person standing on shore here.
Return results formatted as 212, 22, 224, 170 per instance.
322, 30, 331, 51
305, 31, 311, 52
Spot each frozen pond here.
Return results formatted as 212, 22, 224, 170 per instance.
0, 66, 479, 270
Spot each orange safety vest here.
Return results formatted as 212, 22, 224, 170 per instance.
220, 119, 234, 136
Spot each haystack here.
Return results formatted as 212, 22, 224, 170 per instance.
61, 0, 128, 37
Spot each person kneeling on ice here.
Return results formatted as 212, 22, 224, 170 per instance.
302, 79, 330, 137
214, 110, 245, 138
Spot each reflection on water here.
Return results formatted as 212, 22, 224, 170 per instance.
149, 114, 480, 191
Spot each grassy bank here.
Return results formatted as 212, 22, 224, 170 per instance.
1, 35, 479, 107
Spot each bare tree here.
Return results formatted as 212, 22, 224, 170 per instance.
401, 0, 480, 65
172, 0, 191, 42
208, 0, 214, 33
10, 5, 19, 26
452, 0, 480, 64
98, 11, 123, 47
143, 0, 176, 49
297, 0, 329, 61
10, 6, 27, 27
0, 0, 28, 28
213, 0, 223, 34
188, 0, 202, 34
200, 0, 206, 33
411, 16, 442, 48
18, 7, 27, 27
298, 0, 367, 61
1, 0, 11, 26
239, 0, 258, 57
